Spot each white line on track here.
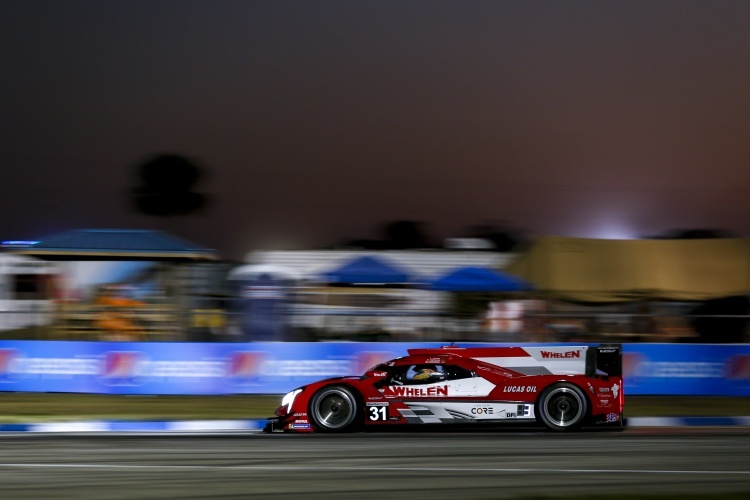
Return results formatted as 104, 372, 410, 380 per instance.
0, 464, 748, 475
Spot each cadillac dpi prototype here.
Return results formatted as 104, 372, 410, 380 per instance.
265, 345, 623, 433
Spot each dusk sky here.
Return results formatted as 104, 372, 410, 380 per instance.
3, 1, 750, 259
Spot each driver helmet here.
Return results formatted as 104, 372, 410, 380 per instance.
413, 365, 443, 380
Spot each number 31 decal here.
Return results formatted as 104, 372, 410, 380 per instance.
368, 405, 388, 421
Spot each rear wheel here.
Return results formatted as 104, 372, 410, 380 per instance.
537, 383, 588, 432
309, 386, 362, 432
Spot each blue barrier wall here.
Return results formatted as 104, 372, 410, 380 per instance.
623, 343, 750, 396
0, 341, 748, 396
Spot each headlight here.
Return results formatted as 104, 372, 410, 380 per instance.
281, 388, 303, 414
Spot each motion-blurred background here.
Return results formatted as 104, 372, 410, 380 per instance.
2, 2, 750, 393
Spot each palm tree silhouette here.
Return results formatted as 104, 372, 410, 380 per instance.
131, 154, 209, 218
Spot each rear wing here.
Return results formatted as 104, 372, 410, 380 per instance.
409, 345, 622, 378
587, 345, 622, 379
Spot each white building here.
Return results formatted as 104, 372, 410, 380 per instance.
241, 249, 519, 340
0, 254, 59, 331
244, 249, 517, 282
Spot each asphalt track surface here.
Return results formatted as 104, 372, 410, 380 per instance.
1, 429, 749, 499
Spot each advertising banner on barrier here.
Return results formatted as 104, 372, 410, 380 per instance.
622, 343, 750, 396
0, 341, 749, 396
0, 341, 420, 395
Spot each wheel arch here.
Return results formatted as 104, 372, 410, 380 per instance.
534, 380, 591, 431
536, 379, 593, 412
307, 383, 365, 432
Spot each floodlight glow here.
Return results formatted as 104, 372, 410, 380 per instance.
1, 240, 39, 247
589, 224, 635, 240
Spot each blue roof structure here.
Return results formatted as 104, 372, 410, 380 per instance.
426, 266, 533, 292
320, 255, 412, 284
5, 229, 219, 260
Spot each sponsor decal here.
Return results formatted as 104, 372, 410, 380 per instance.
425, 358, 442, 364
100, 351, 146, 386
477, 365, 515, 378
259, 359, 355, 377
611, 383, 620, 398
622, 352, 646, 378
541, 350, 580, 359
289, 423, 311, 430
517, 404, 531, 416
607, 413, 620, 423
0, 349, 21, 382
471, 406, 494, 415
386, 385, 449, 397
599, 387, 610, 393
227, 351, 265, 384
649, 362, 724, 378
141, 360, 224, 378
625, 353, 723, 379
587, 383, 595, 394
2, 349, 232, 386
503, 385, 537, 393
366, 402, 389, 406
369, 371, 387, 378
357, 351, 396, 373
10, 357, 100, 377
106, 353, 225, 385
726, 355, 750, 380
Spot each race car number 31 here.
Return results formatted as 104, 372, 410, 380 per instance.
367, 403, 389, 421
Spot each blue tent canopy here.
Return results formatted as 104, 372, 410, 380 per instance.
320, 255, 412, 284
426, 266, 533, 292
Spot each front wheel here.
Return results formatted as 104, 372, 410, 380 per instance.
537, 383, 588, 432
309, 386, 362, 432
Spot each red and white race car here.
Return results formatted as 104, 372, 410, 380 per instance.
265, 344, 623, 433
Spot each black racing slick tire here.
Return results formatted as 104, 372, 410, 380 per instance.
309, 386, 362, 432
537, 382, 588, 432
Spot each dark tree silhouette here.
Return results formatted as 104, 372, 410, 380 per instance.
649, 228, 736, 239
466, 223, 524, 252
382, 220, 433, 249
690, 296, 749, 343
131, 154, 209, 217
